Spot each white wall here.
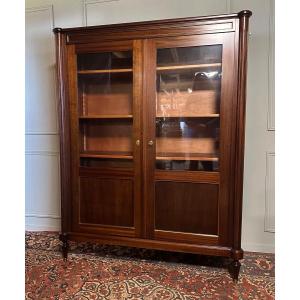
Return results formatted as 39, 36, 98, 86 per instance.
25, 0, 275, 252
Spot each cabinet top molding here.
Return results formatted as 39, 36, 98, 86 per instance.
53, 10, 252, 34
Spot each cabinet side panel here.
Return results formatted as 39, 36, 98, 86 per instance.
55, 31, 72, 233
232, 12, 252, 253
66, 44, 81, 232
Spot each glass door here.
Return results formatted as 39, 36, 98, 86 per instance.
147, 34, 236, 245
68, 41, 142, 237
77, 50, 134, 167
156, 44, 221, 171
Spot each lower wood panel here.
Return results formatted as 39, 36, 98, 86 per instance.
155, 181, 219, 236
79, 176, 134, 227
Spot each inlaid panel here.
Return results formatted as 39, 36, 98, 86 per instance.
155, 181, 219, 235
80, 176, 134, 227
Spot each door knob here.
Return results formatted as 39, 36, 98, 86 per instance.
136, 139, 140, 146
148, 140, 154, 146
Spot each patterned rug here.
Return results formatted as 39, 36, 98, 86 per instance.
25, 232, 275, 299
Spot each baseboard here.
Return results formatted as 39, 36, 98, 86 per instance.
25, 215, 61, 231
25, 224, 61, 231
242, 242, 275, 253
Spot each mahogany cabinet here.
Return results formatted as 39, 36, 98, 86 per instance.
54, 10, 252, 281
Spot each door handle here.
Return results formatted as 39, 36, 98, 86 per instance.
135, 139, 140, 146
148, 140, 154, 146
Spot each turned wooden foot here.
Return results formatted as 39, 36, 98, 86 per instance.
229, 260, 241, 282
59, 233, 69, 261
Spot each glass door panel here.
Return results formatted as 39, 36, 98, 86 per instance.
156, 45, 222, 171
73, 47, 138, 232
77, 51, 133, 168
153, 43, 223, 239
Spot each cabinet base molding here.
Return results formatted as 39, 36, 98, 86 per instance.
63, 232, 244, 258
61, 232, 244, 279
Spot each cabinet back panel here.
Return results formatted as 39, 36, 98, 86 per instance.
80, 177, 134, 227
78, 74, 133, 116
80, 120, 133, 153
155, 181, 218, 235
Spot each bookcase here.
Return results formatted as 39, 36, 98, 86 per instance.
54, 10, 252, 281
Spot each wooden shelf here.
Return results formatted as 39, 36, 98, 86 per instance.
156, 63, 221, 72
79, 115, 133, 119
78, 64, 220, 74
156, 153, 218, 161
78, 68, 132, 74
156, 114, 220, 118
80, 151, 133, 159
156, 137, 216, 155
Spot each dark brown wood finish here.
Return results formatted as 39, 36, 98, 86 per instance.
65, 17, 236, 44
155, 182, 219, 235
141, 39, 157, 239
68, 232, 231, 257
66, 44, 81, 234
66, 41, 142, 237
155, 170, 219, 184
154, 230, 218, 245
150, 33, 236, 248
230, 11, 252, 278
54, 29, 72, 234
54, 11, 252, 282
132, 39, 143, 238
59, 232, 69, 260
79, 176, 134, 227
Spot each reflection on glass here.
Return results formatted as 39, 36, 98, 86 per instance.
156, 45, 222, 171
77, 51, 132, 70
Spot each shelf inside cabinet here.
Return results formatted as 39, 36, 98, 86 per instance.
156, 114, 220, 118
79, 115, 133, 119
78, 68, 132, 74
80, 151, 133, 159
156, 137, 218, 155
156, 63, 221, 72
156, 153, 218, 161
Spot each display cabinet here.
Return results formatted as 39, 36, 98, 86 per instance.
54, 10, 252, 281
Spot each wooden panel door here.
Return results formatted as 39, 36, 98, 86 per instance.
67, 40, 143, 237
142, 33, 237, 246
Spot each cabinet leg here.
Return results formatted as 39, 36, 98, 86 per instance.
229, 259, 241, 282
59, 233, 69, 261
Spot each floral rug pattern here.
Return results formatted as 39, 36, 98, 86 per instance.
25, 232, 275, 299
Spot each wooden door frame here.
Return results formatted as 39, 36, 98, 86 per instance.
65, 40, 143, 237
142, 33, 238, 246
